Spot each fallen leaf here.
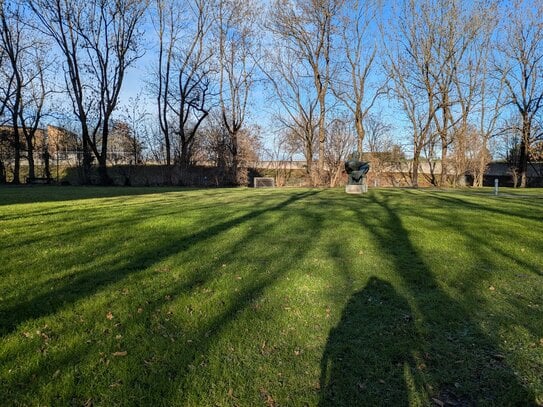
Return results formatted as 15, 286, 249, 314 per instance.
106, 312, 114, 320
259, 388, 276, 407
112, 351, 127, 357
488, 286, 496, 291
432, 398, 445, 407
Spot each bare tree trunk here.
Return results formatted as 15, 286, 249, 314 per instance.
216, 0, 256, 186
412, 153, 420, 188
43, 148, 51, 180
355, 119, 365, 160
27, 137, 35, 180
497, 0, 543, 188
98, 123, 112, 185
30, 0, 147, 185
12, 123, 20, 184
519, 139, 528, 188
317, 93, 326, 181
441, 143, 448, 186
0, 161, 6, 183
305, 142, 313, 177
231, 131, 239, 184
78, 118, 92, 184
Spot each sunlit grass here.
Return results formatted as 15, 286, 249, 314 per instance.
1, 186, 542, 406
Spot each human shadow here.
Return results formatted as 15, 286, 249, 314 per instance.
320, 192, 537, 405
320, 277, 423, 406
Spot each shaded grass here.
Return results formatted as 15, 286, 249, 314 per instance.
0, 186, 542, 406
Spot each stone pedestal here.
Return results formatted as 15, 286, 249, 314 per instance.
345, 184, 367, 194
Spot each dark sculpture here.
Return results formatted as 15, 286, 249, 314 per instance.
345, 160, 370, 185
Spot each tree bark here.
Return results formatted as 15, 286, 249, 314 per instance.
26, 137, 35, 180
0, 161, 6, 183
355, 117, 365, 160
412, 149, 421, 188
12, 124, 21, 184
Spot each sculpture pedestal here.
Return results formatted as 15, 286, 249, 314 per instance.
345, 184, 367, 194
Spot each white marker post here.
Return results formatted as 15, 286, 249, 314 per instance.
494, 178, 499, 196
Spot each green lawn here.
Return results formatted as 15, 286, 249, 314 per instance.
1, 186, 542, 406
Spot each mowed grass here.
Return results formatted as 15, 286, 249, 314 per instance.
0, 186, 542, 406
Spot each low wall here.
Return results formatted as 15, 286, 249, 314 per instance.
63, 165, 239, 187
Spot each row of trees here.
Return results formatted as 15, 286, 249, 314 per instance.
1, 0, 543, 186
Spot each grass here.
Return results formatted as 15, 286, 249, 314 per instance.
0, 185, 542, 406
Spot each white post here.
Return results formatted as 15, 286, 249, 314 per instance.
494, 178, 499, 196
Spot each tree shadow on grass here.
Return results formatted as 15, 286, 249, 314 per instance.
0, 185, 197, 206
420, 191, 543, 278
1, 190, 324, 405
0, 190, 321, 337
320, 192, 536, 405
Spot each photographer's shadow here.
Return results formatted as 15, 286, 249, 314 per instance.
319, 277, 426, 406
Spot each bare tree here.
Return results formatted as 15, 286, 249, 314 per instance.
429, 0, 492, 186
19, 44, 52, 182
197, 111, 262, 185
0, 1, 24, 183
154, 0, 177, 166
363, 113, 399, 184
153, 0, 214, 169
383, 0, 439, 187
384, 0, 494, 187
269, 0, 344, 183
495, 0, 543, 187
471, 7, 503, 187
0, 9, 9, 182
324, 116, 356, 187
216, 0, 259, 185
333, 0, 384, 160
280, 110, 318, 180
0, 25, 7, 121
30, 0, 148, 184
364, 114, 394, 154
120, 93, 151, 165
0, 1, 53, 184
262, 135, 297, 187
260, 44, 319, 181
198, 112, 230, 172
